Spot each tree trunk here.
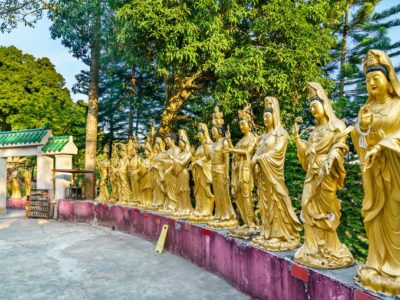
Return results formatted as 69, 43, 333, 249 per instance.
339, 0, 350, 98
84, 3, 101, 200
135, 81, 142, 137
128, 67, 137, 140
158, 72, 201, 137
108, 107, 114, 160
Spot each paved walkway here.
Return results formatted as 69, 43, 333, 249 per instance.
0, 210, 246, 300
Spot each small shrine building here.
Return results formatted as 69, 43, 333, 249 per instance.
0, 126, 78, 214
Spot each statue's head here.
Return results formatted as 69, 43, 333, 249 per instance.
165, 132, 177, 148
198, 123, 210, 144
144, 141, 152, 158
307, 84, 327, 122
178, 129, 190, 151
211, 106, 224, 140
154, 137, 165, 153
238, 103, 255, 135
364, 50, 400, 100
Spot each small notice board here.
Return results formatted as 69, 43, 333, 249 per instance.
28, 189, 50, 219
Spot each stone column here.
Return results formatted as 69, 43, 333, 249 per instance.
54, 155, 72, 200
0, 158, 7, 215
37, 155, 54, 193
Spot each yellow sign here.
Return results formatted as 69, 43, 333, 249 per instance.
155, 224, 168, 254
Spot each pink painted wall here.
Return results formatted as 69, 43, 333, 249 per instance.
6, 198, 26, 209
57, 200, 380, 300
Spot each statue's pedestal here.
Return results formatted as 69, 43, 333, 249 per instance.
6, 197, 27, 209
57, 200, 384, 300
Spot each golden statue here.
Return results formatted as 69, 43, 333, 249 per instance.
109, 144, 120, 203
139, 140, 154, 208
10, 168, 22, 199
292, 82, 353, 268
251, 97, 302, 250
208, 107, 238, 229
117, 144, 132, 204
225, 103, 258, 238
24, 163, 32, 197
171, 129, 193, 218
97, 146, 110, 202
127, 138, 141, 204
162, 133, 180, 213
127, 138, 137, 159
188, 123, 214, 223
351, 50, 400, 295
151, 137, 166, 209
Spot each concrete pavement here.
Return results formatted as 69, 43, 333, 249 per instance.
0, 210, 246, 300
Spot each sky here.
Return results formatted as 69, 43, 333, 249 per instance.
0, 0, 399, 103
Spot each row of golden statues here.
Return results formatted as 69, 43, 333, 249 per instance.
96, 50, 400, 296
7, 158, 32, 199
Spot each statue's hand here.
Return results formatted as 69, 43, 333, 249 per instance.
223, 148, 233, 154
292, 122, 300, 137
324, 157, 334, 175
225, 126, 231, 141
359, 104, 373, 130
253, 164, 260, 176
363, 145, 381, 172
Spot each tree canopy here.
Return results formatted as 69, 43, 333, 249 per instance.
0, 46, 86, 138
114, 0, 343, 136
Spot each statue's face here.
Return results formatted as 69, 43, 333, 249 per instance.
211, 127, 220, 140
265, 98, 273, 108
165, 137, 173, 147
309, 100, 325, 120
264, 112, 273, 129
179, 138, 185, 149
239, 120, 250, 134
198, 131, 205, 143
366, 71, 389, 97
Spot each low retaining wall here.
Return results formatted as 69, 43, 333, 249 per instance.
57, 200, 384, 300
6, 198, 26, 209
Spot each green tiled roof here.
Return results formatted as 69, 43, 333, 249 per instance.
41, 136, 70, 153
0, 127, 48, 146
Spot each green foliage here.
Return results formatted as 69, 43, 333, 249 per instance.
49, 0, 106, 62
0, 46, 86, 140
114, 0, 342, 134
0, 0, 50, 33
331, 0, 400, 99
337, 161, 368, 262
284, 140, 304, 215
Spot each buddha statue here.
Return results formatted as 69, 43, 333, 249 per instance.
352, 50, 400, 295
292, 82, 354, 269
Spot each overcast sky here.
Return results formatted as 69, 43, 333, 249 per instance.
0, 0, 399, 103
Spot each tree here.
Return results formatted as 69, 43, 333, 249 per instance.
0, 0, 108, 198
0, 0, 51, 32
0, 46, 86, 138
49, 0, 106, 198
331, 1, 400, 100
115, 0, 343, 137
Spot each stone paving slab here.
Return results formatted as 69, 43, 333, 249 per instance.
0, 210, 246, 300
